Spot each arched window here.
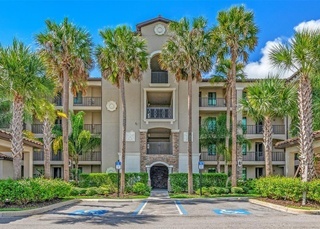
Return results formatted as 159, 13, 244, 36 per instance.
150, 54, 168, 83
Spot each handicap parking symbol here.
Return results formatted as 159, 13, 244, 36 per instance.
213, 209, 250, 215
69, 209, 108, 216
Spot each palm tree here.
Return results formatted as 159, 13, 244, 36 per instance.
53, 111, 100, 182
269, 29, 320, 205
36, 18, 94, 181
0, 39, 46, 179
96, 25, 148, 196
160, 17, 213, 194
211, 6, 259, 187
210, 59, 246, 174
241, 76, 297, 176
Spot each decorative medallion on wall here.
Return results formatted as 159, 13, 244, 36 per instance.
126, 131, 136, 142
106, 101, 117, 111
154, 24, 166, 35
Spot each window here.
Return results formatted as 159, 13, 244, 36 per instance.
208, 92, 217, 106
242, 117, 247, 133
208, 168, 216, 173
208, 144, 216, 155
74, 91, 83, 104
242, 143, 247, 155
207, 117, 216, 131
242, 167, 247, 180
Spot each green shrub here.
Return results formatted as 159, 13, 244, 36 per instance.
307, 179, 320, 202
85, 187, 98, 196
209, 186, 229, 195
169, 173, 228, 193
195, 187, 210, 196
132, 182, 151, 195
0, 178, 71, 205
231, 187, 244, 194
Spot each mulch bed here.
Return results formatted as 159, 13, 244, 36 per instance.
0, 198, 63, 210
257, 197, 320, 209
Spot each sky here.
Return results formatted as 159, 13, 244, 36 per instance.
1, 0, 320, 78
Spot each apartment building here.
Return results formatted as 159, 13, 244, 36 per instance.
0, 16, 291, 185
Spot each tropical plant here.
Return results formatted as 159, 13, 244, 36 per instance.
96, 25, 148, 196
210, 59, 246, 174
160, 17, 213, 194
269, 29, 320, 205
200, 115, 230, 173
240, 76, 297, 176
0, 99, 11, 130
53, 111, 100, 182
0, 39, 47, 179
211, 5, 259, 187
36, 18, 94, 181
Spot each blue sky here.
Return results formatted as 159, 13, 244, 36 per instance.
1, 0, 320, 78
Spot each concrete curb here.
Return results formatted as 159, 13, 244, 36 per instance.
249, 199, 320, 215
0, 199, 81, 217
80, 198, 145, 202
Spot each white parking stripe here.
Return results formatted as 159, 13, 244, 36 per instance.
138, 201, 148, 215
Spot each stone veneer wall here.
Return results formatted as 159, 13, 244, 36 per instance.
140, 130, 179, 172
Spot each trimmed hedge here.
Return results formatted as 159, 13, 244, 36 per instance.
169, 173, 227, 193
255, 176, 320, 203
79, 173, 148, 192
0, 178, 72, 206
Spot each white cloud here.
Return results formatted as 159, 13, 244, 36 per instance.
294, 19, 320, 32
245, 19, 320, 79
245, 39, 293, 79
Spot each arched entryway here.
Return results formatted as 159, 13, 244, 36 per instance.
150, 164, 169, 189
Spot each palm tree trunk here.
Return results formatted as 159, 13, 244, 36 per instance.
62, 67, 70, 182
75, 155, 79, 182
298, 75, 315, 205
43, 115, 53, 179
225, 85, 231, 175
11, 94, 24, 180
187, 74, 193, 194
231, 54, 238, 187
120, 73, 126, 197
263, 116, 273, 176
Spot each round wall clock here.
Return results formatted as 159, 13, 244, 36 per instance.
154, 24, 166, 35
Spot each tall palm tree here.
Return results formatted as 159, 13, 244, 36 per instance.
210, 59, 246, 174
96, 25, 148, 196
160, 17, 213, 194
241, 76, 297, 176
211, 6, 259, 187
269, 29, 320, 205
0, 39, 46, 179
36, 18, 94, 181
53, 111, 101, 182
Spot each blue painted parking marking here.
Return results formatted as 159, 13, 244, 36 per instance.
175, 201, 188, 215
69, 209, 108, 216
132, 200, 147, 215
213, 209, 250, 215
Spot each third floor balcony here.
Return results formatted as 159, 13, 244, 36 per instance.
73, 97, 101, 106
243, 125, 285, 135
199, 97, 228, 107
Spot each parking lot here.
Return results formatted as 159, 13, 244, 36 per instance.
1, 199, 319, 229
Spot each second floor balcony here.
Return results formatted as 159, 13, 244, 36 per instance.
200, 151, 285, 162
199, 98, 228, 107
33, 151, 101, 162
151, 71, 168, 84
84, 124, 102, 134
73, 97, 102, 106
243, 125, 285, 135
147, 142, 172, 155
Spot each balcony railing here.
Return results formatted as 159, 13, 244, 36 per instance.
33, 151, 63, 161
73, 97, 102, 106
200, 151, 285, 162
147, 142, 172, 155
78, 151, 101, 161
151, 71, 168, 83
32, 124, 43, 134
84, 124, 102, 134
243, 125, 285, 134
53, 96, 62, 106
146, 107, 173, 119
199, 98, 228, 107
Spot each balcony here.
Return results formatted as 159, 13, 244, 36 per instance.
146, 107, 173, 119
199, 98, 228, 107
53, 96, 62, 106
151, 71, 168, 84
73, 97, 102, 106
33, 151, 63, 161
78, 151, 101, 161
84, 124, 102, 134
200, 151, 285, 162
147, 142, 172, 155
243, 125, 285, 135
32, 124, 42, 134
